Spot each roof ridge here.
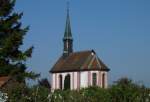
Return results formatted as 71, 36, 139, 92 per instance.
71, 50, 94, 54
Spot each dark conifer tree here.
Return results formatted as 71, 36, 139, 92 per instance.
38, 78, 51, 89
0, 0, 39, 82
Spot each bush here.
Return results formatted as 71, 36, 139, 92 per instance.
49, 78, 150, 102
3, 77, 149, 102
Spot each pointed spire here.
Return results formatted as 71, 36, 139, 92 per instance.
63, 1, 73, 57
64, 1, 72, 40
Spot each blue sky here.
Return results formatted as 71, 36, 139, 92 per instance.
15, 0, 150, 86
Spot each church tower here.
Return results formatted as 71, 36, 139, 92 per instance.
63, 3, 73, 57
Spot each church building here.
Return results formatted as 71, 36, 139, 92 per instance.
50, 6, 110, 91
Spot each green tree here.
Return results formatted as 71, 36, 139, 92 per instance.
38, 78, 51, 90
81, 87, 110, 102
0, 0, 39, 101
109, 78, 147, 102
49, 78, 150, 102
0, 0, 39, 82
26, 85, 50, 102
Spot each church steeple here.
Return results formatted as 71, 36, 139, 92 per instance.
63, 2, 73, 57
64, 3, 72, 40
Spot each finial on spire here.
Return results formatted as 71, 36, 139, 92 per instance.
67, 1, 70, 14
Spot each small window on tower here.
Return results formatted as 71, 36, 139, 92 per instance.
92, 73, 97, 86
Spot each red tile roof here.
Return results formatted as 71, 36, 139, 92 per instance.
0, 76, 10, 88
50, 50, 110, 73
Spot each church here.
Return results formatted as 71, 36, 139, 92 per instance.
50, 6, 110, 91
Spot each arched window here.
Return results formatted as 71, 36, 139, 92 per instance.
59, 75, 62, 90
102, 73, 105, 88
64, 74, 71, 90
92, 73, 97, 86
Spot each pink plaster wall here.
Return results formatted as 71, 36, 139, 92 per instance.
51, 70, 108, 91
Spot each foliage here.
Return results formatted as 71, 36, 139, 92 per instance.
0, 0, 40, 101
4, 84, 50, 102
81, 87, 110, 102
49, 87, 110, 102
50, 89, 84, 102
109, 78, 142, 102
38, 78, 51, 90
49, 78, 150, 102
1, 77, 148, 102
26, 85, 50, 102
0, 0, 39, 81
1, 77, 149, 102
6, 82, 29, 102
